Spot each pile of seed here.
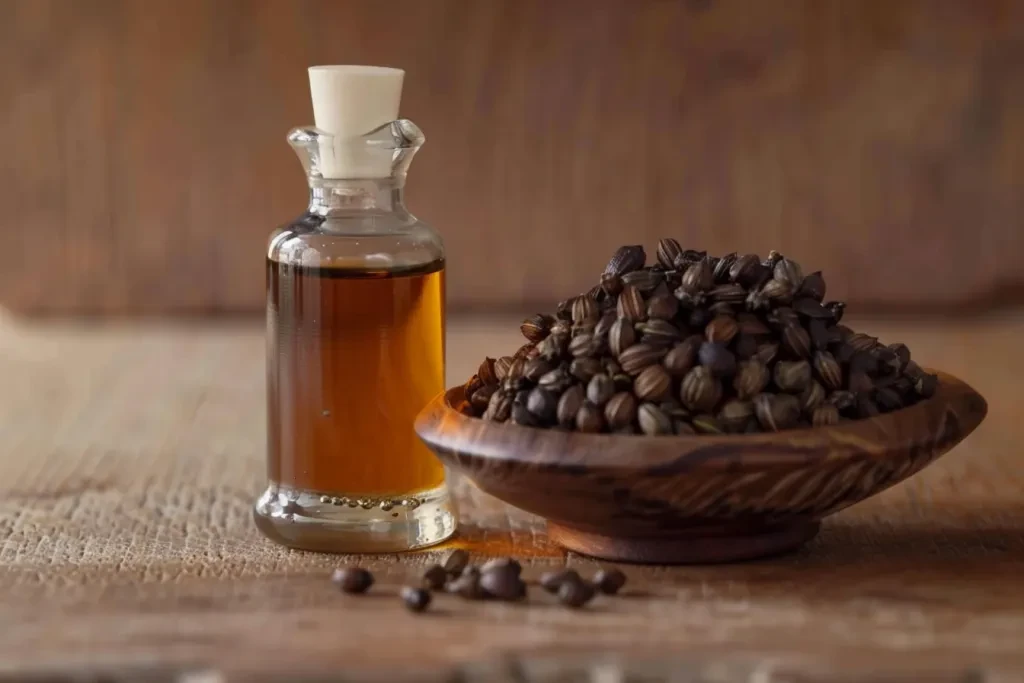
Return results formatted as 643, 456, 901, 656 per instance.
460, 243, 939, 435
331, 550, 626, 613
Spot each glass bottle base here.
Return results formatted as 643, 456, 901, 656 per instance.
253, 482, 457, 553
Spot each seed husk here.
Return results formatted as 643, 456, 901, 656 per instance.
663, 336, 701, 376
647, 294, 679, 321
576, 402, 605, 433
781, 324, 813, 359
656, 238, 683, 269
616, 284, 647, 321
719, 399, 755, 433
557, 384, 585, 425
774, 360, 812, 393
604, 245, 646, 276
705, 316, 739, 344
520, 314, 553, 342
605, 392, 638, 429
813, 351, 843, 390
619, 343, 667, 375
698, 342, 737, 376
733, 359, 770, 399
587, 374, 615, 407
811, 403, 840, 427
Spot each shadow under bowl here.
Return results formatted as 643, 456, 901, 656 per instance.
414, 370, 987, 564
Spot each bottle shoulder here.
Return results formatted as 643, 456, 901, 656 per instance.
268, 213, 444, 271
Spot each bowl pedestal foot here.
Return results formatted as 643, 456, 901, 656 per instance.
547, 520, 820, 564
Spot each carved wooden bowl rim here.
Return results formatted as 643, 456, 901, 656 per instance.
415, 370, 987, 473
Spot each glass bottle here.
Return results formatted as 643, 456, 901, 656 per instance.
253, 66, 457, 552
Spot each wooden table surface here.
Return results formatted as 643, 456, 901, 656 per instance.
0, 311, 1021, 682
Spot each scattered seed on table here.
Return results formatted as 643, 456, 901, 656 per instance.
480, 564, 526, 601
480, 557, 522, 578
539, 568, 581, 594
331, 567, 374, 594
557, 579, 596, 608
592, 568, 627, 595
401, 586, 432, 613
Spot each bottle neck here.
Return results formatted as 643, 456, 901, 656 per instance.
307, 177, 406, 217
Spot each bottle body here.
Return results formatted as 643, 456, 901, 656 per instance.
253, 121, 457, 552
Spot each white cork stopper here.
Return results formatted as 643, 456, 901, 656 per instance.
308, 65, 404, 179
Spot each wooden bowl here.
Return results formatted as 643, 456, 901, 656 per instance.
415, 370, 987, 564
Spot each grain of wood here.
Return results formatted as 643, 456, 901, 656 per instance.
2, 1, 1024, 314
0, 313, 1021, 680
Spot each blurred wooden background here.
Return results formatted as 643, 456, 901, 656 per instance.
2, 0, 1022, 316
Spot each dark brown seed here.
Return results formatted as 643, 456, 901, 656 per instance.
680, 259, 714, 293
493, 356, 514, 382
422, 564, 448, 590
872, 346, 902, 375
619, 343, 668, 375
848, 332, 879, 352
761, 278, 794, 303
680, 366, 722, 412
634, 364, 673, 402
888, 343, 911, 372
600, 272, 623, 296
569, 333, 602, 358
480, 565, 525, 601
729, 254, 762, 286
781, 324, 813, 359
915, 373, 938, 398
698, 341, 737, 376
536, 334, 567, 361
848, 371, 874, 395
768, 307, 800, 329
520, 314, 553, 342
587, 374, 615, 407
672, 420, 695, 435
480, 557, 522, 576
557, 385, 585, 425
572, 296, 599, 325
484, 390, 512, 421
514, 342, 539, 362
558, 579, 596, 608
540, 568, 581, 594
656, 238, 683, 269
507, 357, 526, 382
687, 306, 712, 329
753, 393, 801, 432
692, 414, 724, 434
808, 319, 830, 350
605, 392, 638, 429
734, 359, 770, 399
511, 403, 537, 426
713, 252, 738, 282
647, 294, 679, 321
569, 358, 602, 383
594, 310, 617, 338
849, 350, 879, 375
811, 403, 840, 427
663, 336, 701, 377
793, 297, 831, 319
401, 586, 432, 613
608, 317, 636, 357
825, 301, 846, 323
799, 271, 827, 302
829, 390, 856, 412
332, 567, 374, 594
523, 357, 553, 383
754, 341, 780, 366
576, 402, 605, 433
616, 284, 647, 322
465, 374, 483, 395
875, 386, 904, 411
538, 367, 572, 394
638, 403, 673, 435
674, 287, 706, 309
527, 388, 558, 422
774, 360, 812, 393
799, 381, 826, 413
470, 384, 496, 412
734, 334, 759, 360
612, 373, 634, 391
638, 319, 683, 347
707, 301, 735, 318
623, 269, 664, 293
856, 395, 880, 418
604, 245, 646, 276
479, 357, 498, 385
774, 258, 804, 290
719, 399, 755, 432
709, 283, 747, 304
704, 316, 739, 345
736, 312, 770, 336
592, 568, 627, 595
